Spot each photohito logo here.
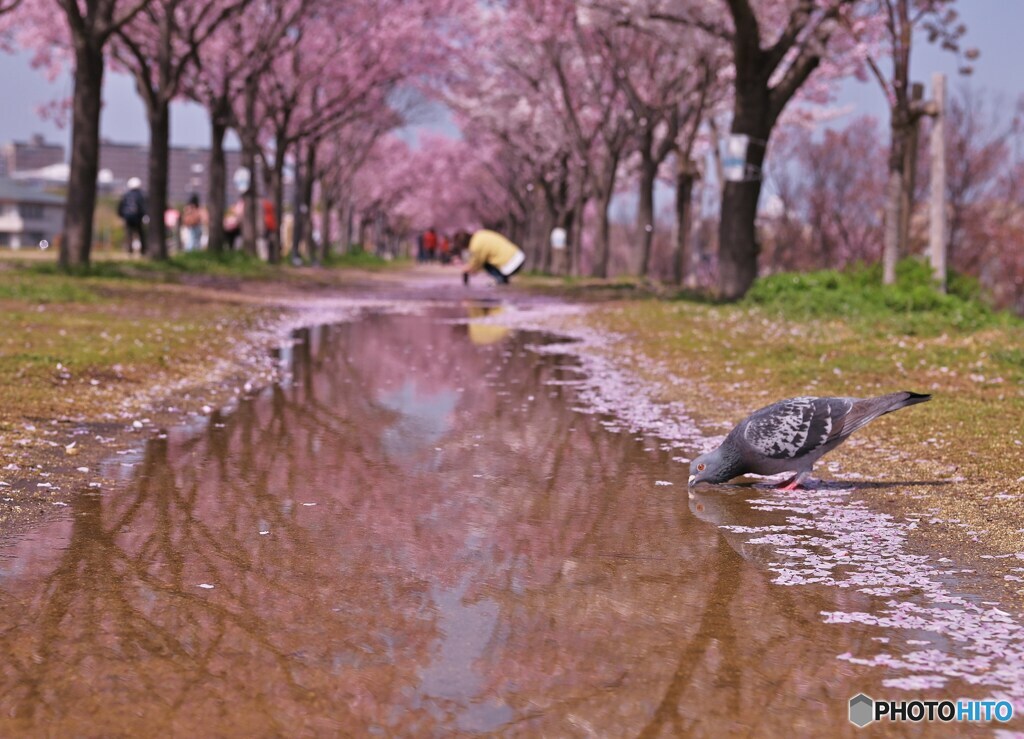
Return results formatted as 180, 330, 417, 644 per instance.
849, 693, 1014, 727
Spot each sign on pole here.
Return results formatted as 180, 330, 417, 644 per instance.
722, 134, 750, 182
233, 167, 252, 194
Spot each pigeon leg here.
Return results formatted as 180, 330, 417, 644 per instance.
776, 471, 810, 491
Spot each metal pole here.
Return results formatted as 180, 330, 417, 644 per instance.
929, 72, 947, 292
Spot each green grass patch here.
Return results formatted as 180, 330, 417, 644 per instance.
741, 259, 1009, 335
21, 250, 272, 280
163, 250, 271, 277
0, 271, 103, 303
321, 250, 401, 270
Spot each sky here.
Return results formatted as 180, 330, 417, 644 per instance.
0, 1, 1019, 153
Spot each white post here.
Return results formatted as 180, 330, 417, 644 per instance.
929, 72, 948, 292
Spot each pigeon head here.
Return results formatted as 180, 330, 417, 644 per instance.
688, 444, 743, 486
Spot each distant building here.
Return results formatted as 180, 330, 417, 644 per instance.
1, 134, 249, 203
0, 134, 65, 179
0, 177, 64, 248
98, 139, 246, 203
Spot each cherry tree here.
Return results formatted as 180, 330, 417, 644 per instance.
844, 0, 973, 284
637, 0, 873, 298
766, 116, 887, 271
314, 114, 399, 258
0, 0, 18, 14
944, 87, 1022, 268
238, 0, 459, 262
185, 0, 308, 253
14, 0, 155, 267
547, 7, 634, 278
111, 0, 250, 259
445, 8, 583, 273
582, 9, 726, 278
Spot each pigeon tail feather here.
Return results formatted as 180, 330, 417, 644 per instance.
896, 391, 931, 407
841, 391, 931, 437
877, 391, 931, 417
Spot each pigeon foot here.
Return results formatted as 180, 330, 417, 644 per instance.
776, 472, 809, 491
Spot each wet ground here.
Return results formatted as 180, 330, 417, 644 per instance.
0, 299, 1022, 736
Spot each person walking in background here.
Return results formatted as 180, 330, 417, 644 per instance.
423, 227, 438, 262
457, 229, 526, 285
439, 233, 452, 264
223, 200, 242, 250
117, 177, 148, 255
181, 193, 206, 252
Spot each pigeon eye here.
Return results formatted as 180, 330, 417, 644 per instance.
697, 463, 706, 472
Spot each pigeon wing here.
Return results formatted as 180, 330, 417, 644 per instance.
742, 396, 853, 460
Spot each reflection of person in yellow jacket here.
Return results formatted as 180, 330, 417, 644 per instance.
466, 304, 510, 345
455, 229, 526, 285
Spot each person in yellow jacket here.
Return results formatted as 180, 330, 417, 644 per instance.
455, 229, 526, 285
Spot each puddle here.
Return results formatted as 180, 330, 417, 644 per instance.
0, 306, 1017, 735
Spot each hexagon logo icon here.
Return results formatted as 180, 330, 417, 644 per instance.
849, 693, 874, 728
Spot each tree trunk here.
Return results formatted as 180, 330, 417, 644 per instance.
560, 208, 575, 277
342, 198, 353, 253
636, 147, 657, 277
291, 149, 304, 264
590, 155, 620, 279
240, 79, 259, 258
266, 144, 286, 264
591, 189, 613, 278
718, 83, 770, 300
240, 141, 259, 258
898, 84, 924, 258
717, 63, 773, 301
570, 196, 585, 277
883, 122, 909, 285
319, 190, 333, 263
718, 170, 765, 299
539, 197, 556, 274
673, 163, 696, 286
61, 44, 105, 269
207, 107, 228, 254
297, 140, 317, 262
146, 102, 171, 259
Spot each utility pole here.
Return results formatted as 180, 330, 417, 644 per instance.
928, 73, 948, 292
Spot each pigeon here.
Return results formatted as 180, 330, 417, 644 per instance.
688, 391, 931, 489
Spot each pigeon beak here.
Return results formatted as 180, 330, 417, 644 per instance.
688, 474, 696, 486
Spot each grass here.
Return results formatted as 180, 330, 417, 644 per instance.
2, 245, 403, 282
322, 250, 406, 270
0, 289, 262, 431
0, 244, 407, 437
18, 250, 273, 280
0, 272, 103, 303
741, 259, 1006, 335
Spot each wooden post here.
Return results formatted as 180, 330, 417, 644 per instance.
929, 73, 947, 292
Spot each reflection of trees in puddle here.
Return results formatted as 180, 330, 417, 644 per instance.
0, 313, 955, 736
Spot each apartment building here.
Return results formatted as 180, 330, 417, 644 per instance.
0, 177, 64, 248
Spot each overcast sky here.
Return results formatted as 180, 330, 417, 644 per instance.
0, 1, 1018, 152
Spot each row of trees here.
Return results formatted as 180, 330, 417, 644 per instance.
1, 0, 467, 267
373, 0, 977, 298
0, 0, 998, 301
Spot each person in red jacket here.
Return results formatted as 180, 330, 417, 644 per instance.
423, 227, 438, 262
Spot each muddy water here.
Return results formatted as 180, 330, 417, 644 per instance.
0, 307, 1004, 736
